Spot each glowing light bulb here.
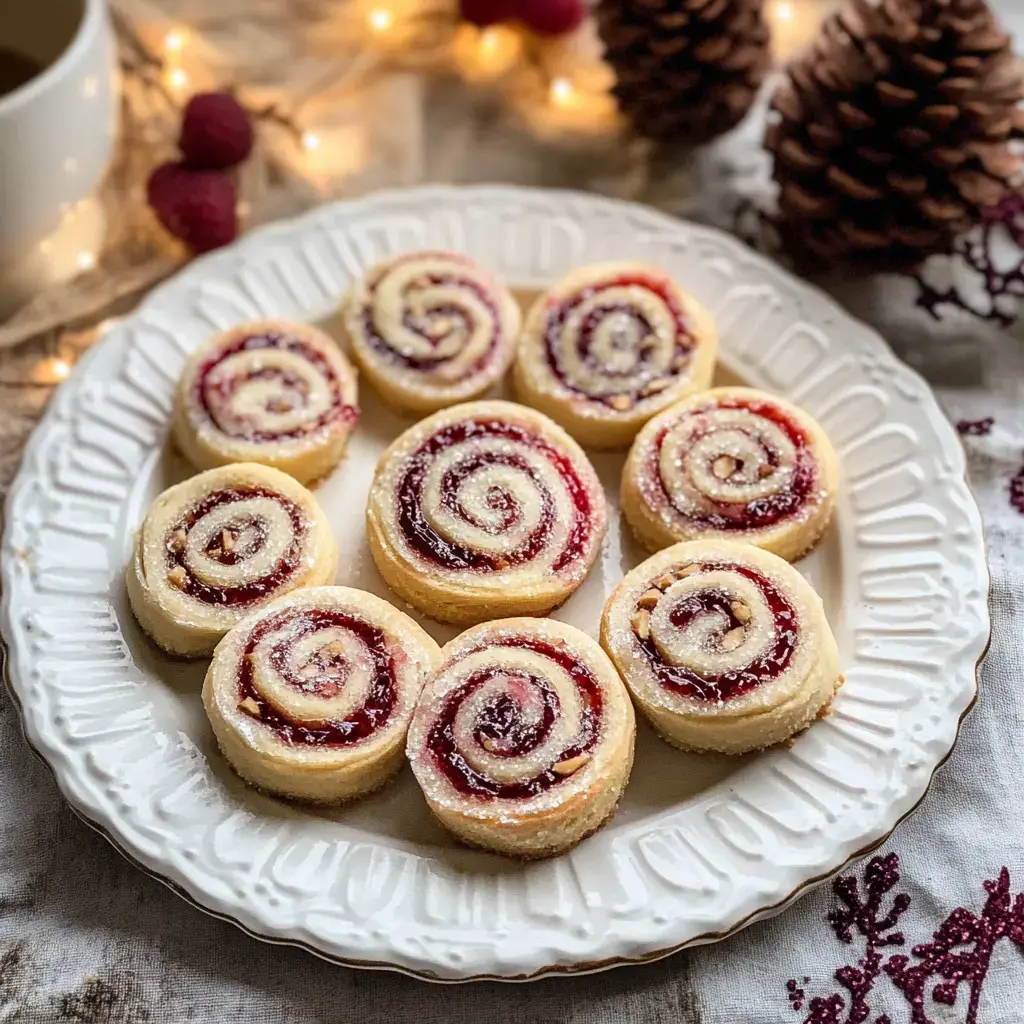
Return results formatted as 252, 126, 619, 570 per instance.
479, 28, 500, 55
164, 30, 185, 53
368, 8, 393, 33
40, 357, 71, 383
76, 250, 96, 272
550, 77, 575, 107
167, 68, 189, 92
302, 132, 321, 151
773, 0, 794, 21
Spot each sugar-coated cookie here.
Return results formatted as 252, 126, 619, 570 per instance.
126, 463, 338, 657
621, 387, 839, 560
173, 320, 358, 485
407, 618, 635, 858
514, 262, 717, 448
366, 400, 606, 625
204, 586, 441, 804
601, 539, 841, 755
341, 250, 520, 414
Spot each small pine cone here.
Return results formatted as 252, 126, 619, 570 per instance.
597, 0, 771, 145
766, 0, 1024, 274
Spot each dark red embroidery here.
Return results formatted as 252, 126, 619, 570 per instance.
787, 978, 809, 1013
1010, 466, 1024, 515
956, 418, 994, 437
885, 868, 1024, 1024
788, 856, 1024, 1024
729, 194, 1024, 328
788, 853, 907, 1024
909, 195, 1024, 329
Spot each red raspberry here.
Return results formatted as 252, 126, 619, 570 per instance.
459, 0, 519, 26
147, 162, 238, 253
179, 92, 254, 169
516, 0, 585, 35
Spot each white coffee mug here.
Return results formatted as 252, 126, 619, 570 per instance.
0, 0, 117, 315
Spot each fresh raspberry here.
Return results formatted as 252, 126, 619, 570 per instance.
516, 0, 585, 35
459, 0, 519, 27
147, 162, 238, 253
179, 92, 254, 169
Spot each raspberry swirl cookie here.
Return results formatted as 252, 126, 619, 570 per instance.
601, 540, 841, 755
204, 587, 441, 804
172, 320, 359, 485
622, 387, 839, 561
366, 400, 606, 625
341, 250, 520, 414
514, 262, 717, 448
407, 618, 635, 858
127, 464, 338, 657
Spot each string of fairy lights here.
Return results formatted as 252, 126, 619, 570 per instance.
19, 0, 825, 387
155, 2, 626, 145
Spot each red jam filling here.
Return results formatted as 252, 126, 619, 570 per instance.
194, 331, 357, 442
427, 636, 603, 799
396, 419, 596, 574
362, 258, 503, 378
542, 274, 694, 406
235, 608, 397, 746
641, 562, 798, 703
650, 397, 817, 530
164, 486, 307, 607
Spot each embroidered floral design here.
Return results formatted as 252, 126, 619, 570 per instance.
788, 853, 907, 1024
787, 978, 809, 1014
1009, 467, 1024, 516
788, 855, 1024, 1024
729, 195, 1024, 328
956, 418, 995, 437
886, 868, 1024, 1024
909, 195, 1024, 329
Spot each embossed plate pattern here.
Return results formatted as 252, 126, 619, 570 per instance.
0, 187, 988, 981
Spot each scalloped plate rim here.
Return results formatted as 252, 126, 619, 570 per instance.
0, 184, 990, 982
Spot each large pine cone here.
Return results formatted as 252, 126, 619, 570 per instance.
767, 0, 1024, 273
597, 0, 771, 145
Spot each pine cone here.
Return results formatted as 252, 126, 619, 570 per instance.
597, 0, 771, 144
766, 0, 1024, 274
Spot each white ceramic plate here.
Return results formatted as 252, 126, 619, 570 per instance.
1, 186, 988, 981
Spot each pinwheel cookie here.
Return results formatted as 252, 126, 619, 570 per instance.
126, 463, 338, 657
601, 539, 841, 755
407, 617, 635, 858
341, 249, 520, 414
172, 320, 359, 485
622, 387, 839, 560
514, 262, 717, 448
204, 586, 441, 804
366, 400, 606, 625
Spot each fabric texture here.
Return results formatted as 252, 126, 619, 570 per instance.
1, 5, 1023, 1021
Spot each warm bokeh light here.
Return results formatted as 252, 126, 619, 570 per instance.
302, 132, 322, 151
167, 68, 189, 92
479, 28, 501, 56
368, 8, 393, 33
164, 29, 185, 53
76, 251, 96, 272
550, 77, 575, 108
37, 356, 71, 384
767, 0, 832, 61
296, 125, 371, 189
453, 23, 523, 83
